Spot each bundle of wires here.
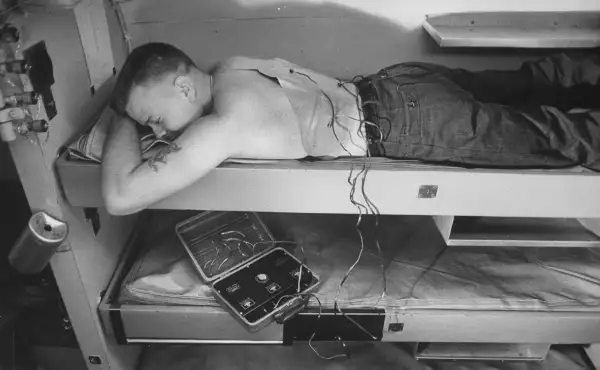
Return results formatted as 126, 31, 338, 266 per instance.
274, 71, 390, 359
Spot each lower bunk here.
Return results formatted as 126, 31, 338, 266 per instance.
99, 211, 600, 361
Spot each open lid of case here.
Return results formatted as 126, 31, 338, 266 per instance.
175, 211, 276, 283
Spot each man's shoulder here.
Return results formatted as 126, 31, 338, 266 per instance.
215, 56, 298, 73
213, 79, 265, 115
216, 56, 263, 72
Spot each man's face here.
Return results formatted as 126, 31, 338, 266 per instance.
125, 75, 201, 138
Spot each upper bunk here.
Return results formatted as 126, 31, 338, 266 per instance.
54, 6, 600, 219
423, 11, 600, 49
57, 144, 600, 218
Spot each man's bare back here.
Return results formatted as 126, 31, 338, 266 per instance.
212, 56, 366, 160
211, 65, 307, 160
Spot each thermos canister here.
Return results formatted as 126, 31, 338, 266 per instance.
8, 211, 69, 274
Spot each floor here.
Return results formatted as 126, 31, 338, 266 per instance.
139, 343, 593, 370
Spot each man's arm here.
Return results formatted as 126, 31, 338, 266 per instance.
100, 115, 230, 215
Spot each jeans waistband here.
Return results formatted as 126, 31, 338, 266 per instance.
355, 80, 383, 156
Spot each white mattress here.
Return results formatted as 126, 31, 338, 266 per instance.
120, 212, 600, 312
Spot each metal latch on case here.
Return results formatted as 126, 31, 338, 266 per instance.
274, 296, 310, 324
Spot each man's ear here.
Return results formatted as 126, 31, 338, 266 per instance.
174, 76, 195, 102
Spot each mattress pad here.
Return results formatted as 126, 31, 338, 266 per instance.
119, 212, 600, 312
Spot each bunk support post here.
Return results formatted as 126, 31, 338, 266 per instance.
6, 2, 140, 370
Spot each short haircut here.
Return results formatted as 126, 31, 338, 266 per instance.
111, 42, 196, 115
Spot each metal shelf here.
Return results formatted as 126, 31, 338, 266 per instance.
433, 216, 600, 248
424, 12, 600, 48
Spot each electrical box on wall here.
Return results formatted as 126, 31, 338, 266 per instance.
24, 40, 56, 120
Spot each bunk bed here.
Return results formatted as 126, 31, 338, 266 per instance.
56, 73, 600, 365
56, 98, 600, 352
48, 4, 600, 367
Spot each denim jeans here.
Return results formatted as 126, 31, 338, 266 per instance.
355, 52, 600, 171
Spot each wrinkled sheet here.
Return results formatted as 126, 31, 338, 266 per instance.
138, 343, 591, 370
121, 212, 600, 312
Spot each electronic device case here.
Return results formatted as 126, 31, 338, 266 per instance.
176, 211, 320, 333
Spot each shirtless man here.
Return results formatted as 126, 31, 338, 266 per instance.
102, 42, 600, 215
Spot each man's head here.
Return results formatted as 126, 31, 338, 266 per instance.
111, 42, 211, 137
